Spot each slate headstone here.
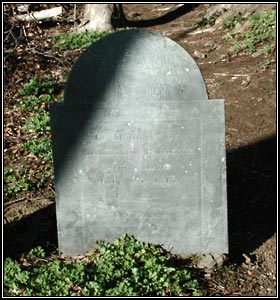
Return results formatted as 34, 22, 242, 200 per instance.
50, 29, 228, 256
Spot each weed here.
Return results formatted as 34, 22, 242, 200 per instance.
57, 94, 64, 102
4, 167, 17, 184
263, 59, 276, 68
190, 254, 202, 265
27, 246, 46, 259
195, 12, 219, 28
4, 258, 30, 296
20, 110, 52, 161
18, 77, 53, 159
21, 136, 52, 160
18, 95, 40, 112
4, 76, 56, 199
195, 17, 208, 27
216, 262, 239, 274
261, 86, 276, 94
17, 77, 55, 112
231, 42, 241, 53
222, 12, 246, 29
4, 257, 86, 296
4, 234, 202, 297
40, 166, 54, 182
53, 31, 110, 50
4, 162, 53, 200
225, 32, 234, 40
22, 111, 50, 134
18, 76, 55, 97
228, 10, 276, 54
262, 43, 275, 55
4, 167, 30, 197
86, 234, 201, 296
4, 161, 53, 198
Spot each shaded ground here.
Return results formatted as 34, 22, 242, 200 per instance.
3, 4, 277, 297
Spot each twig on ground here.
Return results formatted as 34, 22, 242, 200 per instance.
22, 24, 31, 48
4, 197, 27, 207
213, 72, 256, 77
49, 185, 56, 195
31, 49, 66, 66
208, 278, 229, 295
4, 196, 50, 207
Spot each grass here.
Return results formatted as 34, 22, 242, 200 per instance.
4, 234, 203, 297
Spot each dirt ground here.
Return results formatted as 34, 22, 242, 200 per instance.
3, 4, 277, 296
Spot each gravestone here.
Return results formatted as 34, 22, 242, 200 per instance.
50, 29, 228, 256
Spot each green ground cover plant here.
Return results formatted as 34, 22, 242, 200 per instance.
4, 234, 202, 297
4, 167, 30, 197
4, 76, 57, 200
18, 76, 55, 97
222, 12, 246, 29
4, 162, 53, 198
21, 136, 53, 160
18, 76, 54, 161
53, 31, 110, 50
195, 12, 220, 27
225, 10, 276, 54
22, 111, 51, 134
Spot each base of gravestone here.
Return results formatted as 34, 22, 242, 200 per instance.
196, 253, 227, 270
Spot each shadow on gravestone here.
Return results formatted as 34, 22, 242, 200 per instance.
50, 29, 228, 256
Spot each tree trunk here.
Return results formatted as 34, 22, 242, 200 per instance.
79, 4, 126, 32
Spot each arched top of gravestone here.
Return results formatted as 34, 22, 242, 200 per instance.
64, 29, 208, 105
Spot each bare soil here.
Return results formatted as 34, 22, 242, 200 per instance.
3, 4, 277, 296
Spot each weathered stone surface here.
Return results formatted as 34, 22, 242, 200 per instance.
50, 29, 228, 256
64, 29, 208, 105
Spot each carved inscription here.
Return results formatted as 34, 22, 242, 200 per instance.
82, 120, 202, 219
83, 121, 199, 157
